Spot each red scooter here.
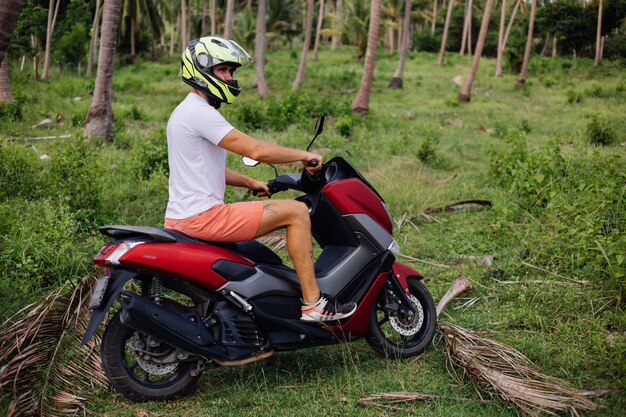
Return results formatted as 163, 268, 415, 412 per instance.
82, 117, 436, 402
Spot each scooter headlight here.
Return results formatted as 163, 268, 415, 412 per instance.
388, 238, 401, 255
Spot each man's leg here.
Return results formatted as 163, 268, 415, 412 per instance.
253, 200, 320, 304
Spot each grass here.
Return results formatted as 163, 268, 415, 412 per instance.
1, 46, 625, 416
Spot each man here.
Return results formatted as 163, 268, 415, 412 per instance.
164, 37, 356, 322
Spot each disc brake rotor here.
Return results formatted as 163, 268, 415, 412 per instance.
128, 333, 178, 376
389, 294, 424, 336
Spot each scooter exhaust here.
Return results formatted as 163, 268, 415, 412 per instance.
118, 291, 222, 358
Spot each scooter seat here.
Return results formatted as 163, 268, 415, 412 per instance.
99, 225, 283, 266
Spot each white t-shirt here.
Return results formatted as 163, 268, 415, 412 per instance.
165, 93, 234, 219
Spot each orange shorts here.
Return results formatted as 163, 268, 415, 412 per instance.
164, 201, 264, 242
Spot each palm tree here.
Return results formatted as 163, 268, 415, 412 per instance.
459, 0, 473, 55
437, 0, 455, 65
344, 0, 370, 58
351, 0, 381, 114
458, 0, 495, 102
431, 0, 438, 35
42, 0, 61, 81
0, 0, 25, 102
292, 0, 315, 90
84, 0, 123, 142
515, 0, 536, 88
388, 0, 410, 88
312, 0, 325, 60
224, 0, 235, 39
332, 0, 343, 49
256, 0, 269, 96
86, 0, 102, 77
495, 0, 520, 76
594, 0, 603, 67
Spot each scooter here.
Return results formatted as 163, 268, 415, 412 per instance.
81, 117, 436, 402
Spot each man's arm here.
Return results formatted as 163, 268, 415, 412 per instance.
219, 128, 323, 172
225, 167, 270, 195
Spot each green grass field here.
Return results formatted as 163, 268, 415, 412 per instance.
1, 47, 625, 416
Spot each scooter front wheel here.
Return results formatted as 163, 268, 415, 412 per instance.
100, 307, 201, 402
366, 278, 436, 359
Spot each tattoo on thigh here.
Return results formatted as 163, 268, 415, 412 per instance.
263, 203, 278, 214
310, 249, 314, 260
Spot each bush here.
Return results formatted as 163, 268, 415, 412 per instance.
566, 89, 583, 104
0, 142, 41, 200
412, 32, 440, 53
416, 136, 438, 164
0, 101, 23, 123
336, 115, 353, 137
136, 130, 169, 179
56, 23, 88, 66
489, 132, 565, 208
586, 114, 615, 146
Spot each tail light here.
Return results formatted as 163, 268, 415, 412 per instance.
93, 241, 144, 266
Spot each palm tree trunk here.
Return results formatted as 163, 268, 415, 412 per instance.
201, 0, 207, 35
255, 0, 268, 96
224, 0, 235, 39
351, 0, 381, 114
495, 0, 506, 76
437, 0, 455, 65
332, 0, 342, 49
458, 0, 494, 102
0, 0, 25, 66
313, 0, 325, 60
431, 0, 438, 35
0, 57, 13, 102
210, 0, 216, 35
84, 0, 122, 142
292, 0, 315, 90
459, 0, 471, 55
551, 35, 557, 57
130, 17, 136, 62
515, 0, 536, 88
594, 0, 603, 68
389, 0, 411, 88
42, 0, 61, 81
86, 0, 102, 77
181, 0, 188, 51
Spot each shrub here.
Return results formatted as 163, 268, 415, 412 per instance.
586, 114, 615, 146
566, 89, 583, 104
416, 136, 438, 164
56, 23, 88, 66
488, 132, 565, 208
0, 142, 41, 200
136, 130, 169, 179
0, 101, 23, 123
412, 32, 440, 53
47, 138, 103, 228
336, 115, 353, 137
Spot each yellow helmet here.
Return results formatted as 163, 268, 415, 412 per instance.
181, 37, 252, 105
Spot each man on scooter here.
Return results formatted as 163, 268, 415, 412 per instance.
164, 36, 356, 322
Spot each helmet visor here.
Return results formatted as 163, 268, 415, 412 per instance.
226, 40, 253, 70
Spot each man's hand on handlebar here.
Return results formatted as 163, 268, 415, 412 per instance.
303, 152, 323, 175
249, 179, 271, 197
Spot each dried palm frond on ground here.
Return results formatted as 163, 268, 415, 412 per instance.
0, 276, 107, 417
360, 270, 598, 416
440, 322, 597, 416
359, 391, 486, 413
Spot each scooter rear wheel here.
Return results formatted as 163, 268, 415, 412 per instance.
100, 305, 201, 402
366, 278, 436, 359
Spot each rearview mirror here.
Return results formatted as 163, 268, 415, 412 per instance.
313, 116, 324, 136
241, 157, 260, 167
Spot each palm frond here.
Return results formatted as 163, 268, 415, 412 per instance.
439, 322, 598, 416
0, 276, 107, 417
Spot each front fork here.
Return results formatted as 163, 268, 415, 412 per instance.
383, 274, 417, 319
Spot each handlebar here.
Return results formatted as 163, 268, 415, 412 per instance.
308, 159, 319, 167
252, 179, 289, 197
